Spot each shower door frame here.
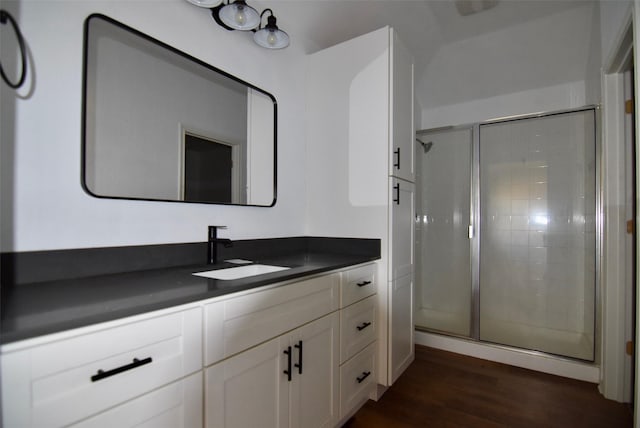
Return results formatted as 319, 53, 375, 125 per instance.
417, 105, 602, 362
416, 124, 475, 338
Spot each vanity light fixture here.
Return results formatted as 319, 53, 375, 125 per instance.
218, 0, 260, 31
253, 9, 289, 49
186, 0, 290, 49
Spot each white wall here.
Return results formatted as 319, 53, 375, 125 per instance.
421, 81, 588, 129
0, 0, 308, 252
601, 0, 633, 67
304, 27, 389, 244
419, 1, 600, 129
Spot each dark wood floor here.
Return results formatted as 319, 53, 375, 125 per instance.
345, 345, 633, 428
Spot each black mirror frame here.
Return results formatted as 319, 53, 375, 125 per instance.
81, 13, 277, 207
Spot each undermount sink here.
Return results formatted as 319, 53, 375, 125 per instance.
192, 264, 290, 281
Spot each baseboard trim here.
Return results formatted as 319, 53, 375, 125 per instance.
415, 330, 600, 383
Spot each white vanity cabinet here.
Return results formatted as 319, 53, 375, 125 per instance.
1, 307, 202, 428
1, 262, 379, 428
205, 312, 339, 428
203, 264, 378, 428
203, 272, 341, 428
306, 26, 415, 389
337, 263, 378, 423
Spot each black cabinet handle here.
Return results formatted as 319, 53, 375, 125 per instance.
91, 357, 152, 382
356, 322, 372, 331
357, 280, 371, 287
393, 183, 400, 205
294, 340, 303, 375
283, 346, 292, 381
394, 148, 400, 169
357, 371, 371, 383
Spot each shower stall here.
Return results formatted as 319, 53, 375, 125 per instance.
415, 107, 597, 361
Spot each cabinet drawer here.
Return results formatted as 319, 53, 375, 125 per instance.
340, 295, 376, 363
2, 308, 202, 428
340, 342, 376, 420
340, 263, 376, 308
71, 372, 202, 428
205, 273, 339, 365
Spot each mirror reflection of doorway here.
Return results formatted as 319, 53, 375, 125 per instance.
183, 133, 234, 203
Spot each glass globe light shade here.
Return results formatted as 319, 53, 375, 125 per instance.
219, 0, 260, 31
253, 15, 289, 49
185, 0, 223, 8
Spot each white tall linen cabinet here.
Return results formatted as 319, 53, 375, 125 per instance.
305, 26, 415, 389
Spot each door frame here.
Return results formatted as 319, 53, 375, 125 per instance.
601, 8, 635, 404
178, 124, 242, 204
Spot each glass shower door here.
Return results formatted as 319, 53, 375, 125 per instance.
478, 110, 596, 360
415, 128, 473, 337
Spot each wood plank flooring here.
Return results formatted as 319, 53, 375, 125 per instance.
345, 345, 633, 428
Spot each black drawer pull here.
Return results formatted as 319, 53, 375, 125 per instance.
394, 148, 400, 169
357, 371, 371, 383
294, 340, 303, 375
356, 280, 371, 287
393, 183, 400, 205
356, 322, 372, 331
283, 346, 292, 381
91, 357, 152, 382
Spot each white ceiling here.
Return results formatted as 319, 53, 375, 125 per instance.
266, 0, 596, 110
271, 1, 586, 54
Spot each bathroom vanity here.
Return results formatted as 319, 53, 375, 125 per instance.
1, 237, 380, 427
0, 9, 415, 428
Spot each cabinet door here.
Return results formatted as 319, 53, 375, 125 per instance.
71, 372, 202, 428
389, 177, 415, 281
206, 337, 288, 428
389, 30, 414, 182
389, 274, 414, 384
290, 313, 339, 428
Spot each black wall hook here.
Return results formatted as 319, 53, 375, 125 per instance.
0, 9, 27, 89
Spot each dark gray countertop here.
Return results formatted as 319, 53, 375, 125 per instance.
1, 237, 380, 344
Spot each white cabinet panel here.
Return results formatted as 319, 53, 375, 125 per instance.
389, 274, 414, 384
389, 30, 415, 183
389, 178, 415, 281
2, 308, 202, 428
205, 273, 339, 365
72, 372, 202, 428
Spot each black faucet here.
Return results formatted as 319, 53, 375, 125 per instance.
208, 225, 233, 264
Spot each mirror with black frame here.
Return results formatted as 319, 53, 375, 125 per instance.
82, 14, 276, 206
